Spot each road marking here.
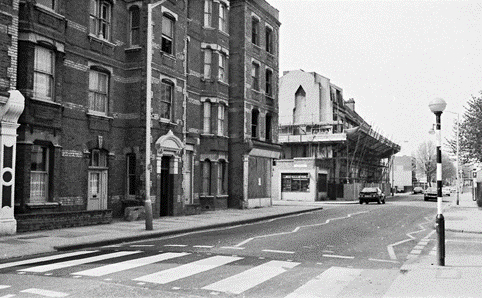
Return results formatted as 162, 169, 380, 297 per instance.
414, 245, 425, 250
234, 211, 369, 247
21, 288, 69, 297
387, 239, 413, 260
220, 246, 244, 250
262, 249, 295, 254
193, 245, 214, 248
71, 252, 189, 277
136, 282, 145, 285
322, 254, 354, 259
447, 239, 482, 243
0, 251, 96, 270
322, 250, 335, 253
284, 266, 362, 298
19, 251, 141, 273
0, 294, 15, 298
409, 249, 422, 255
0, 286, 11, 289
368, 258, 399, 263
134, 255, 243, 284
203, 260, 299, 294
130, 245, 154, 247
164, 244, 187, 247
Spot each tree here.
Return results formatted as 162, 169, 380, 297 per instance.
447, 91, 482, 163
414, 141, 456, 186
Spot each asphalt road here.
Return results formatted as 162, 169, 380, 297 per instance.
0, 194, 450, 298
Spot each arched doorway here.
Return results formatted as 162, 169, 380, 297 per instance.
155, 130, 183, 217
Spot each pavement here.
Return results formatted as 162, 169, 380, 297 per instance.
1, 192, 481, 297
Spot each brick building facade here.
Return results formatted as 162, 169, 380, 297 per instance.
13, 0, 280, 231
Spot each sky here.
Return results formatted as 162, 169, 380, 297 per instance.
268, 0, 482, 156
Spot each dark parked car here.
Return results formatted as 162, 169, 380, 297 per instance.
359, 187, 386, 204
424, 187, 438, 201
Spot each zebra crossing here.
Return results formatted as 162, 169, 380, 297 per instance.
0, 249, 408, 297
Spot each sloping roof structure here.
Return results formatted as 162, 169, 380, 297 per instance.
345, 123, 400, 159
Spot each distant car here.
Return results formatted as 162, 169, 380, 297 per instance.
359, 187, 386, 204
442, 187, 451, 196
413, 187, 423, 194
424, 187, 438, 201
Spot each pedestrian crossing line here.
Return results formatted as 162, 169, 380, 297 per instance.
0, 294, 15, 298
262, 249, 295, 254
0, 285, 11, 290
202, 260, 299, 295
19, 251, 141, 273
71, 252, 190, 277
220, 246, 244, 250
21, 288, 69, 297
322, 254, 354, 259
368, 258, 399, 264
0, 251, 96, 270
193, 245, 214, 248
133, 255, 243, 284
164, 244, 187, 247
284, 266, 363, 298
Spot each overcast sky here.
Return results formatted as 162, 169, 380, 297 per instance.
269, 0, 482, 156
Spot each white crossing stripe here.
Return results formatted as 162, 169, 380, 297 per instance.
284, 266, 363, 298
0, 294, 16, 298
71, 252, 190, 276
0, 285, 11, 289
19, 251, 141, 273
0, 251, 96, 270
193, 245, 214, 248
21, 288, 69, 297
203, 260, 299, 295
134, 255, 242, 284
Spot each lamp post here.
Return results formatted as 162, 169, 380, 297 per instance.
144, 0, 167, 231
429, 97, 447, 266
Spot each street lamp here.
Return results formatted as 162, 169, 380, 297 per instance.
144, 0, 167, 231
429, 97, 446, 266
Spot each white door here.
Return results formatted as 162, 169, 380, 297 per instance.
88, 170, 107, 210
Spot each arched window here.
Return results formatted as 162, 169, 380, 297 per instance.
202, 159, 212, 195
251, 109, 259, 138
162, 13, 175, 54
129, 6, 140, 46
160, 79, 174, 120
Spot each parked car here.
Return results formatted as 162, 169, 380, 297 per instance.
424, 187, 438, 201
442, 187, 451, 196
413, 186, 423, 194
359, 187, 386, 204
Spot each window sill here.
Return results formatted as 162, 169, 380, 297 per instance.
202, 26, 215, 30
125, 45, 142, 52
251, 89, 262, 94
217, 194, 228, 198
217, 80, 229, 86
267, 51, 275, 58
88, 34, 116, 47
160, 51, 176, 59
200, 195, 215, 199
252, 43, 262, 50
31, 97, 62, 107
26, 202, 60, 209
219, 30, 230, 37
86, 111, 113, 120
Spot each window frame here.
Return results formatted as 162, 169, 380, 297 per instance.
160, 79, 174, 120
161, 14, 175, 55
30, 144, 50, 203
203, 101, 211, 134
251, 62, 260, 91
90, 0, 112, 40
219, 2, 228, 33
218, 52, 227, 83
36, 0, 56, 10
204, 0, 213, 27
251, 17, 259, 45
88, 69, 109, 115
129, 6, 140, 46
265, 113, 272, 141
217, 104, 225, 136
265, 26, 274, 54
203, 48, 212, 79
33, 46, 55, 101
202, 159, 212, 195
265, 68, 273, 97
90, 149, 108, 168
251, 109, 259, 139
218, 159, 227, 195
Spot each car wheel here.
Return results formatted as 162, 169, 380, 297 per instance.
424, 197, 428, 201
365, 201, 369, 204
377, 198, 381, 204
382, 199, 386, 204
359, 200, 363, 204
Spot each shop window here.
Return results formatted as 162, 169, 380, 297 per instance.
281, 173, 310, 192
